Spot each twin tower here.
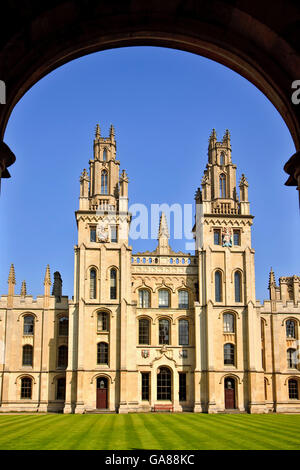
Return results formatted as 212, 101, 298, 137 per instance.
0, 126, 299, 414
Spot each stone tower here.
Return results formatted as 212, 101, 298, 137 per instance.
65, 125, 134, 413
194, 129, 265, 413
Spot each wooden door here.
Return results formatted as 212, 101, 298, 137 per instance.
96, 377, 108, 409
224, 378, 235, 409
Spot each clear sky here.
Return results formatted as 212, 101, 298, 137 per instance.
0, 46, 299, 302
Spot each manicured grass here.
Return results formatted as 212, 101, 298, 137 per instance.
0, 413, 299, 450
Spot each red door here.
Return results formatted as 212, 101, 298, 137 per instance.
224, 378, 235, 409
96, 377, 108, 409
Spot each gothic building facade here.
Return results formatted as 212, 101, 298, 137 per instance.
0, 127, 299, 414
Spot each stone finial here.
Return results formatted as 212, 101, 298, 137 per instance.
223, 129, 231, 144
158, 212, 169, 239
239, 173, 248, 187
268, 267, 276, 288
120, 169, 128, 182
110, 124, 115, 138
95, 123, 100, 139
8, 263, 16, 285
195, 187, 202, 203
80, 168, 89, 182
44, 265, 51, 286
20, 280, 27, 296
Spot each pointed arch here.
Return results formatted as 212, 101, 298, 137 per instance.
219, 173, 226, 198
101, 170, 108, 194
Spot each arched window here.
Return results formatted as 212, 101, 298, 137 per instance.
56, 378, 66, 400
90, 268, 97, 299
21, 377, 32, 399
97, 342, 108, 365
178, 319, 189, 345
286, 320, 296, 339
157, 367, 172, 400
223, 313, 234, 333
220, 152, 225, 165
178, 290, 189, 309
219, 174, 226, 198
101, 170, 108, 194
58, 345, 68, 369
139, 289, 150, 308
224, 343, 235, 365
23, 315, 34, 335
288, 379, 299, 399
158, 289, 170, 308
139, 318, 150, 345
234, 271, 242, 302
103, 148, 107, 162
110, 268, 117, 299
22, 345, 33, 366
97, 312, 109, 332
59, 316, 68, 336
215, 271, 222, 302
159, 319, 170, 345
287, 348, 297, 369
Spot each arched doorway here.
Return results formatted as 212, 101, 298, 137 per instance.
224, 377, 236, 410
96, 377, 108, 409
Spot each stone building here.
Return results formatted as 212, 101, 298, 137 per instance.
0, 127, 299, 414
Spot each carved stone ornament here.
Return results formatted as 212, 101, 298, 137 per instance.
222, 227, 232, 247
96, 220, 109, 242
141, 349, 150, 358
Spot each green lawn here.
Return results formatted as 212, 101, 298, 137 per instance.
0, 413, 299, 450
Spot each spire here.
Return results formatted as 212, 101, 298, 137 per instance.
209, 128, 217, 147
268, 267, 276, 288
110, 124, 115, 139
8, 263, 16, 285
95, 123, 100, 139
158, 212, 169, 239
223, 129, 231, 147
20, 280, 27, 296
44, 264, 51, 286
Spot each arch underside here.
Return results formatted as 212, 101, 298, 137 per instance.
0, 1, 299, 191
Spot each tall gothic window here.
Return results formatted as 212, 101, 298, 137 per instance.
219, 174, 226, 198
139, 318, 150, 345
90, 268, 97, 299
158, 289, 170, 308
287, 348, 297, 369
220, 152, 225, 165
157, 367, 172, 400
23, 315, 34, 335
58, 345, 68, 369
215, 271, 222, 302
101, 170, 108, 194
97, 312, 109, 332
223, 313, 234, 333
288, 379, 299, 399
234, 271, 242, 302
21, 377, 32, 399
97, 342, 108, 365
103, 148, 107, 162
59, 317, 69, 336
179, 319, 189, 345
286, 320, 296, 339
224, 343, 235, 365
159, 319, 170, 345
139, 289, 150, 308
22, 345, 33, 366
178, 290, 189, 309
110, 269, 117, 299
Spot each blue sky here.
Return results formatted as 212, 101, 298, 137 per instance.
0, 46, 299, 302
